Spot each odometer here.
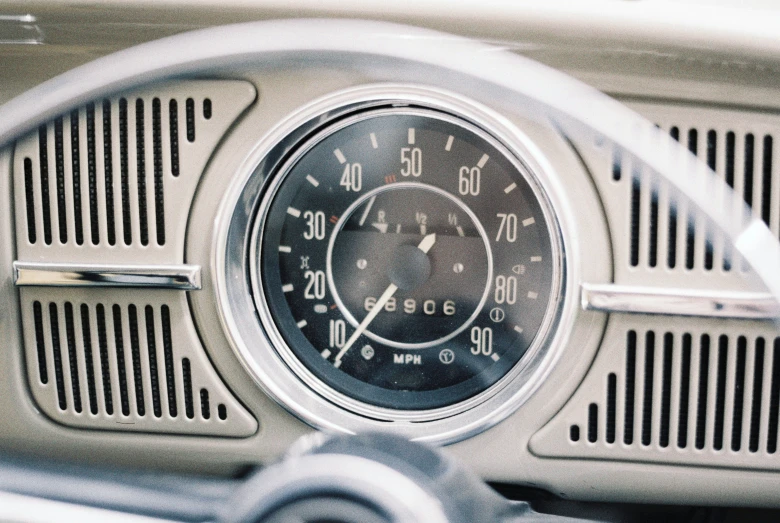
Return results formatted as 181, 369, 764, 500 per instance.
253, 107, 560, 412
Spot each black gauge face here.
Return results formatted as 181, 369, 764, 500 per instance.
257, 108, 558, 411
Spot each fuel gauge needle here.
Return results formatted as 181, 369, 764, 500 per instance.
333, 233, 436, 368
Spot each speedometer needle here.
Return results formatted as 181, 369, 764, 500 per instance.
333, 233, 437, 368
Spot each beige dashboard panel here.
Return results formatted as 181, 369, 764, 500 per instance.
0, 7, 780, 508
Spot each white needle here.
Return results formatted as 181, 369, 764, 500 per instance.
334, 233, 436, 367
358, 195, 376, 226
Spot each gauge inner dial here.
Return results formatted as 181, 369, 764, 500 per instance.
253, 107, 559, 413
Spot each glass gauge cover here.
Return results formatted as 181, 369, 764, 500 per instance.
254, 107, 559, 412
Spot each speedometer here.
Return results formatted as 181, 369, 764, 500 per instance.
250, 104, 562, 415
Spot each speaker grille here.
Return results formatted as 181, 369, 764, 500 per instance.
585, 101, 780, 292
22, 289, 256, 436
22, 96, 194, 249
620, 127, 776, 274
566, 330, 780, 454
13, 80, 257, 265
531, 318, 780, 469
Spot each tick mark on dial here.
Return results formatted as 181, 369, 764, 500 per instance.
334, 148, 347, 164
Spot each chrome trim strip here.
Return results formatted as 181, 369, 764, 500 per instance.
581, 283, 779, 320
13, 262, 201, 290
0, 15, 43, 45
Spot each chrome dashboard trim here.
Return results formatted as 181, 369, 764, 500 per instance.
13, 262, 202, 290
581, 282, 779, 320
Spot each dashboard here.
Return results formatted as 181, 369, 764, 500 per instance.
2, 2, 780, 521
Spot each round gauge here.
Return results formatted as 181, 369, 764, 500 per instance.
251, 105, 561, 414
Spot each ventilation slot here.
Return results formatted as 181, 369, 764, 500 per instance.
127, 304, 145, 416
200, 389, 210, 420
588, 404, 598, 442
102, 99, 116, 246
749, 338, 765, 453
606, 373, 617, 444
714, 335, 728, 451
63, 303, 83, 414
624, 330, 636, 445
186, 98, 195, 142
79, 304, 98, 415
28, 300, 232, 429
731, 337, 747, 452
144, 305, 162, 418
111, 304, 130, 416
629, 173, 641, 267
161, 305, 176, 417
54, 118, 67, 244
182, 357, 194, 419
169, 100, 180, 177
23, 158, 36, 244
152, 98, 165, 246
695, 335, 710, 450
641, 331, 655, 446
678, 334, 692, 448
70, 111, 84, 246
659, 333, 673, 448
744, 135, 755, 207
569, 331, 780, 457
49, 303, 67, 410
769, 338, 780, 454
32, 301, 47, 384
86, 103, 99, 245
761, 135, 773, 226
96, 304, 115, 415
135, 99, 149, 246
38, 126, 52, 245
119, 98, 131, 246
